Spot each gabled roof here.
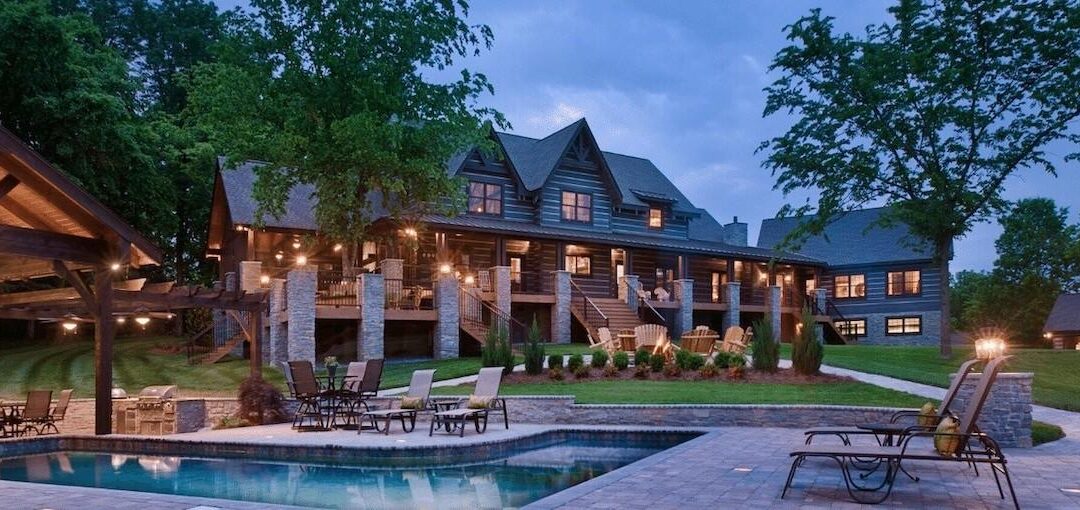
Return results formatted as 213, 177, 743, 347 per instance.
602, 151, 697, 213
688, 210, 727, 241
494, 119, 585, 191
215, 158, 319, 231
1044, 293, 1080, 334
757, 207, 933, 266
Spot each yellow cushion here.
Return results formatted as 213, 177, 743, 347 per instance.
400, 396, 425, 410
933, 416, 962, 457
467, 395, 494, 409
917, 402, 939, 428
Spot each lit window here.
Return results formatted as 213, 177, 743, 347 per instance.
835, 319, 866, 337
564, 255, 591, 276
467, 182, 502, 215
711, 272, 724, 302
834, 274, 866, 299
806, 279, 816, 292
561, 191, 591, 223
887, 270, 921, 296
887, 316, 922, 335
648, 208, 663, 229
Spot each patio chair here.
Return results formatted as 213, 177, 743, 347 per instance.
803, 359, 982, 446
588, 327, 618, 354
332, 361, 368, 428
10, 390, 52, 436
429, 367, 508, 437
36, 389, 73, 435
288, 361, 331, 431
720, 326, 750, 355
360, 369, 436, 434
634, 324, 667, 352
781, 356, 1017, 508
680, 328, 719, 356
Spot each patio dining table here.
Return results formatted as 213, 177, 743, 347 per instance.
1, 403, 25, 438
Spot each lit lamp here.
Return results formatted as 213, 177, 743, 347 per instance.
292, 238, 302, 250
274, 252, 284, 262
260, 274, 271, 285
296, 254, 308, 266
404, 227, 418, 238
134, 308, 151, 328
439, 263, 452, 275
464, 274, 475, 285
116, 316, 126, 325
61, 315, 78, 333
974, 337, 1006, 361
333, 243, 343, 252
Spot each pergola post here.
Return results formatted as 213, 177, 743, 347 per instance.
94, 268, 114, 435
249, 307, 263, 379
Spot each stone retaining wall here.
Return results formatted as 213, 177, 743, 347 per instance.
949, 372, 1034, 448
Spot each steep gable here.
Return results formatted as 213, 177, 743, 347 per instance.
758, 207, 934, 266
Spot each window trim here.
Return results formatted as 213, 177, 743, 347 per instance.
833, 274, 867, 300
564, 254, 592, 276
560, 190, 593, 224
647, 207, 664, 229
834, 318, 867, 338
886, 269, 922, 297
885, 316, 923, 336
467, 180, 503, 217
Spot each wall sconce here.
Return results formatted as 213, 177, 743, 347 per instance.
439, 263, 452, 274
296, 255, 308, 267
275, 252, 284, 262
464, 275, 475, 285
333, 243, 343, 252
260, 274, 271, 285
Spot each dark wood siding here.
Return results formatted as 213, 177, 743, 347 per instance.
457, 151, 535, 224
610, 209, 690, 239
539, 158, 613, 232
823, 262, 941, 315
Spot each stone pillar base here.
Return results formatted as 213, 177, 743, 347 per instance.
949, 371, 1033, 447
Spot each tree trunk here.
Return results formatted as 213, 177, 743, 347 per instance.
936, 237, 953, 358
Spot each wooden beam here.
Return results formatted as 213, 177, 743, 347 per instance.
93, 268, 113, 435
0, 224, 110, 265
0, 174, 18, 199
0, 287, 81, 307
0, 258, 91, 281
249, 309, 263, 379
52, 261, 98, 317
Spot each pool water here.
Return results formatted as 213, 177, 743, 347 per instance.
0, 438, 683, 508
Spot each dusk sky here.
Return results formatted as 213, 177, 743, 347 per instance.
213, 0, 1079, 272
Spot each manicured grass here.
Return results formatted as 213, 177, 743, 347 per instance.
433, 379, 930, 407
781, 344, 1080, 412
539, 343, 594, 356
0, 336, 285, 399
1032, 421, 1065, 446
380, 358, 485, 389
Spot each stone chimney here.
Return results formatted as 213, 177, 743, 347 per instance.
723, 216, 748, 246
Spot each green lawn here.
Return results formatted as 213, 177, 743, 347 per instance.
381, 358, 485, 389
433, 379, 930, 407
538, 343, 594, 357
781, 344, 1080, 412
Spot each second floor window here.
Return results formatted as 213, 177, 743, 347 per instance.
561, 191, 592, 223
887, 270, 921, 296
834, 274, 866, 299
564, 255, 591, 276
648, 207, 663, 229
468, 182, 501, 215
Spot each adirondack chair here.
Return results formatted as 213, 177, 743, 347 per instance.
680, 328, 719, 356
720, 326, 750, 355
634, 324, 670, 359
588, 327, 618, 354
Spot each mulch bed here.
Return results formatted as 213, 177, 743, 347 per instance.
503, 366, 854, 384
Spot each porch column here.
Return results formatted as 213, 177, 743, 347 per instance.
722, 281, 740, 332
380, 258, 404, 309
768, 285, 782, 343
673, 279, 693, 335
94, 268, 113, 435
268, 278, 288, 366
814, 288, 827, 344
238, 260, 262, 291
358, 273, 385, 360
434, 272, 460, 359
620, 274, 640, 314
552, 270, 572, 344
286, 268, 317, 363
492, 266, 512, 333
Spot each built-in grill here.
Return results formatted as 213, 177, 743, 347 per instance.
113, 385, 179, 435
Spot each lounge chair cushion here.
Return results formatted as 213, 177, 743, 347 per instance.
918, 402, 939, 427
933, 416, 961, 456
467, 395, 494, 409
400, 396, 425, 410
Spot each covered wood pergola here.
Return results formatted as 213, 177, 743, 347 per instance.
0, 126, 266, 434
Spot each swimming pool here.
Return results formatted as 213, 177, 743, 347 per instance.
0, 430, 696, 508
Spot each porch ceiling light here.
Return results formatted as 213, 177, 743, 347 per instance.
439, 263, 452, 274
116, 316, 126, 324
134, 308, 151, 327
404, 227, 418, 238
296, 255, 308, 267
275, 252, 284, 262
61, 314, 78, 332
292, 238, 302, 250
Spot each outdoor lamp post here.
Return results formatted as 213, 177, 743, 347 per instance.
974, 337, 1006, 361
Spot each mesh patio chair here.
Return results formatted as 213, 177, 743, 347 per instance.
429, 367, 508, 437
35, 389, 73, 435
11, 390, 53, 436
332, 361, 368, 428
782, 356, 1017, 508
288, 361, 330, 431
360, 369, 436, 435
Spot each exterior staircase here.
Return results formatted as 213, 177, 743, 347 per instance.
201, 331, 247, 364
459, 286, 524, 346
586, 297, 643, 332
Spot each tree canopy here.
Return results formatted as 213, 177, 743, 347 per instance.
760, 0, 1080, 355
185, 0, 506, 246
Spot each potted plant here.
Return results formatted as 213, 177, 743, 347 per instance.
324, 355, 340, 380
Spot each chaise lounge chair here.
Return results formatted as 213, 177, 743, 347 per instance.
360, 369, 436, 435
429, 367, 508, 437
781, 356, 1017, 508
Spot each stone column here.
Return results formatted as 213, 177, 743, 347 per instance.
380, 258, 404, 309
237, 261, 263, 292
551, 270, 572, 344
814, 288, 827, 344
357, 273, 385, 360
492, 266, 512, 333
267, 278, 288, 366
621, 275, 640, 314
722, 281, 740, 332
433, 273, 460, 359
768, 285, 782, 343
673, 279, 694, 335
286, 269, 317, 363
949, 371, 1034, 448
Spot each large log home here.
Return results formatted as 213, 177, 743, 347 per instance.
205, 119, 827, 364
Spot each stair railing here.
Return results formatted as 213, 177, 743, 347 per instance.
636, 291, 666, 325
569, 278, 609, 333
822, 297, 858, 343
459, 285, 528, 345
185, 323, 215, 365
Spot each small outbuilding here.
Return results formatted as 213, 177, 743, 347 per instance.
1043, 293, 1080, 349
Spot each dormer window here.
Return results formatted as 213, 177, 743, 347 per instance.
561, 191, 591, 223
468, 181, 501, 216
648, 208, 663, 229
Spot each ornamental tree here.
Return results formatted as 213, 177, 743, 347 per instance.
185, 0, 505, 252
759, 0, 1080, 356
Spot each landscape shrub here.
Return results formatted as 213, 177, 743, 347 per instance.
675, 350, 706, 371
663, 363, 681, 377
548, 367, 564, 380
712, 351, 733, 368
792, 308, 824, 375
750, 319, 779, 373
573, 364, 591, 378
649, 353, 666, 373
634, 348, 651, 368
237, 376, 288, 425
728, 365, 746, 380
523, 316, 546, 375
547, 354, 564, 370
567, 353, 585, 372
590, 349, 609, 368
612, 351, 630, 371
634, 363, 650, 379
603, 364, 619, 377
700, 362, 719, 379
729, 354, 747, 368
482, 326, 515, 375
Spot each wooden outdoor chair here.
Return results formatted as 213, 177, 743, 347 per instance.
720, 326, 750, 355
588, 327, 618, 354
478, 270, 492, 292
634, 324, 668, 352
680, 328, 719, 356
